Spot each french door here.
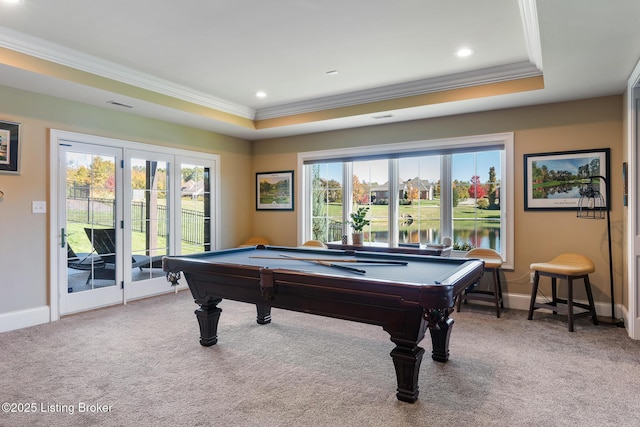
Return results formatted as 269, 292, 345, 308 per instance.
123, 150, 173, 301
59, 142, 124, 314
53, 130, 219, 317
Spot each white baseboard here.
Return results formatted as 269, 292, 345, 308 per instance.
0, 306, 50, 333
0, 294, 630, 335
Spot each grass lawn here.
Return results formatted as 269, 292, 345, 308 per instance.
66, 222, 168, 254
326, 199, 500, 222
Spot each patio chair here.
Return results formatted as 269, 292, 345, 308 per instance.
67, 245, 103, 270
83, 228, 163, 280
67, 244, 105, 284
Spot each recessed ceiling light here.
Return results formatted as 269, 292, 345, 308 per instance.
456, 48, 474, 58
326, 70, 338, 75
107, 100, 133, 109
2, 0, 24, 4
256, 91, 267, 98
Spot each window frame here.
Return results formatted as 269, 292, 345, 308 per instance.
298, 132, 514, 269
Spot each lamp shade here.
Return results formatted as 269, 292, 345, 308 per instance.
577, 180, 606, 220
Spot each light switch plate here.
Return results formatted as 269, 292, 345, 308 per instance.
32, 201, 47, 214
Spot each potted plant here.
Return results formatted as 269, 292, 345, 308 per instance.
349, 206, 371, 245
451, 241, 475, 257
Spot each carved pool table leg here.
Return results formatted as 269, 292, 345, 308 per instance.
256, 304, 272, 324
429, 316, 454, 362
390, 345, 425, 403
194, 298, 222, 347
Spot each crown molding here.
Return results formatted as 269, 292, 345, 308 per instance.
518, 0, 543, 70
255, 61, 542, 120
0, 25, 255, 119
256, 0, 543, 121
0, 0, 543, 125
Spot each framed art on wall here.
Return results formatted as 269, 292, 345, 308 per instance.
524, 148, 610, 211
0, 120, 21, 174
256, 170, 294, 211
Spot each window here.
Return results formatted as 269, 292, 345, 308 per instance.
299, 133, 514, 267
310, 162, 344, 243
452, 151, 503, 252
397, 155, 441, 245
178, 162, 213, 255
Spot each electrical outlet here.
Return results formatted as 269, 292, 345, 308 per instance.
530, 272, 535, 284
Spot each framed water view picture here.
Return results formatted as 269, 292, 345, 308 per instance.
256, 170, 294, 211
524, 148, 610, 211
0, 120, 20, 174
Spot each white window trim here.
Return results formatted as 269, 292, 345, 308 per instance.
297, 132, 514, 269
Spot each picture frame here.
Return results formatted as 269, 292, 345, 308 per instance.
0, 120, 21, 174
256, 170, 294, 211
524, 148, 610, 211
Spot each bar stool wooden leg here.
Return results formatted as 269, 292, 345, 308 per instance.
551, 278, 558, 315
492, 268, 501, 318
497, 270, 504, 309
528, 271, 539, 320
584, 275, 599, 326
567, 277, 574, 332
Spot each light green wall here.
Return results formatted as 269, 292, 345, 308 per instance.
251, 95, 624, 308
0, 84, 252, 314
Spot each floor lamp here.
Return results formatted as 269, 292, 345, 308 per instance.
576, 175, 624, 327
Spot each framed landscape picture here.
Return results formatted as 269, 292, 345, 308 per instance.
0, 120, 21, 174
256, 170, 294, 211
524, 148, 610, 211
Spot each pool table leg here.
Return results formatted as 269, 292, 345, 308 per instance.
256, 304, 272, 324
390, 344, 425, 403
194, 298, 222, 347
429, 316, 454, 363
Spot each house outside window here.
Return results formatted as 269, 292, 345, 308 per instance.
299, 133, 514, 268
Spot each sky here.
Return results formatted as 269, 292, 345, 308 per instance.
322, 150, 501, 184
530, 154, 601, 176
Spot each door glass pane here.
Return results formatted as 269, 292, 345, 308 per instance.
452, 151, 502, 251
131, 159, 169, 282
398, 156, 441, 244
66, 152, 117, 292
353, 159, 388, 243
180, 164, 211, 255
310, 163, 344, 243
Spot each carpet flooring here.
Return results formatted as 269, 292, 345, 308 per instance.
1, 290, 639, 426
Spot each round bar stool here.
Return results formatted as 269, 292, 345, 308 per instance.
301, 240, 328, 248
456, 248, 504, 318
528, 253, 598, 332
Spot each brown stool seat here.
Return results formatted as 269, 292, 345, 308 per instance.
456, 248, 504, 318
530, 253, 595, 276
528, 253, 598, 332
301, 240, 328, 248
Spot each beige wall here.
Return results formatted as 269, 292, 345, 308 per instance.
0, 82, 625, 318
0, 84, 252, 314
252, 95, 624, 307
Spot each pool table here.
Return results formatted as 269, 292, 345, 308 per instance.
163, 245, 483, 403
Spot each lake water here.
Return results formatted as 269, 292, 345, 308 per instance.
369, 225, 501, 251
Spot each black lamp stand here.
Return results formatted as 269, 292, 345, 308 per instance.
577, 175, 624, 327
